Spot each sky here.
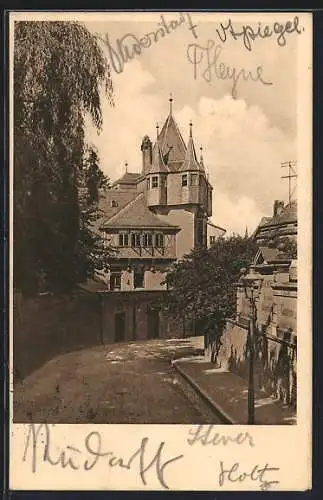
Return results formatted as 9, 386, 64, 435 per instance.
83, 12, 302, 235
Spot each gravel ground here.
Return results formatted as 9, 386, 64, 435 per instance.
13, 337, 220, 424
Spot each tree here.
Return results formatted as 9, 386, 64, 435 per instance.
160, 236, 259, 363
14, 21, 114, 295
275, 237, 297, 259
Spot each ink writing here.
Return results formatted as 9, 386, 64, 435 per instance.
98, 12, 198, 75
187, 40, 272, 99
216, 16, 303, 52
187, 425, 255, 447
218, 461, 280, 491
22, 424, 184, 490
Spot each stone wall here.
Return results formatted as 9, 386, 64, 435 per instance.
13, 289, 187, 381
13, 291, 102, 381
219, 319, 297, 408
100, 290, 186, 343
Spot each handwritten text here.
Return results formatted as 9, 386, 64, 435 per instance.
98, 12, 198, 75
215, 16, 303, 52
187, 425, 255, 447
218, 461, 280, 491
187, 40, 272, 98
22, 424, 184, 490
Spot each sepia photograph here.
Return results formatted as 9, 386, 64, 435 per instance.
9, 10, 312, 491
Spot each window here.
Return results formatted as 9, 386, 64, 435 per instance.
155, 233, 164, 247
152, 176, 158, 188
182, 174, 188, 187
110, 272, 121, 291
119, 233, 129, 246
131, 233, 141, 247
143, 233, 153, 247
134, 270, 145, 289
210, 236, 216, 245
147, 178, 150, 189
190, 173, 198, 185
111, 200, 119, 208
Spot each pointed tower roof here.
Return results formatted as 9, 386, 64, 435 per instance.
158, 94, 187, 170
179, 122, 203, 172
148, 136, 169, 174
199, 146, 205, 170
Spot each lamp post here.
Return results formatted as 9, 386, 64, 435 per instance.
239, 268, 262, 425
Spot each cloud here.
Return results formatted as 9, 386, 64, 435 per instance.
175, 94, 296, 234
214, 192, 267, 236
86, 59, 296, 235
85, 60, 164, 180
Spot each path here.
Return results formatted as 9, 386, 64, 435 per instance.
13, 337, 221, 424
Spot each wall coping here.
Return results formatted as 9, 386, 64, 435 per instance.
225, 319, 297, 349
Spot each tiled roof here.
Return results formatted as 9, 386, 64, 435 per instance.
112, 172, 142, 186
148, 141, 169, 174
158, 112, 187, 169
254, 246, 291, 265
179, 130, 203, 172
207, 221, 226, 232
165, 160, 184, 172
259, 202, 297, 228
258, 216, 272, 227
101, 193, 180, 230
91, 190, 138, 233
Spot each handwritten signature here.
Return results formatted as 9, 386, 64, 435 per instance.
215, 16, 303, 52
97, 12, 198, 75
187, 40, 272, 99
187, 425, 255, 447
22, 424, 183, 490
218, 461, 280, 491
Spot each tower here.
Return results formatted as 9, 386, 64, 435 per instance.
145, 95, 213, 257
176, 121, 209, 247
147, 125, 169, 207
178, 121, 205, 205
141, 135, 152, 175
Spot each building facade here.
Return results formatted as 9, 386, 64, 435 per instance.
95, 97, 215, 293
207, 221, 226, 247
220, 200, 298, 408
88, 97, 222, 341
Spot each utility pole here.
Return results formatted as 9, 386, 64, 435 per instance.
281, 161, 298, 205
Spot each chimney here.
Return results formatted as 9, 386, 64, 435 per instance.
141, 135, 152, 175
273, 200, 285, 216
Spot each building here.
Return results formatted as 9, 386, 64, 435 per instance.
207, 221, 226, 247
86, 96, 222, 342
95, 96, 215, 292
253, 199, 297, 245
220, 199, 298, 408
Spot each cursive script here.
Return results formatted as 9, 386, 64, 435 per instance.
216, 16, 303, 52
218, 461, 280, 491
187, 425, 255, 447
187, 40, 272, 99
22, 424, 183, 490
98, 12, 198, 75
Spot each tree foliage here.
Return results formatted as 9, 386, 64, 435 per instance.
160, 235, 259, 360
14, 21, 114, 295
268, 236, 297, 259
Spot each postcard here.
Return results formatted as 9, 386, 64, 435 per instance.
9, 10, 312, 491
